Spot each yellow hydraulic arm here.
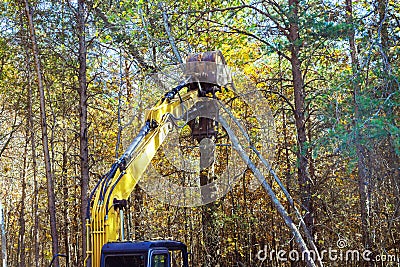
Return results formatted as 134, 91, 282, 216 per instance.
85, 84, 198, 266
85, 51, 231, 267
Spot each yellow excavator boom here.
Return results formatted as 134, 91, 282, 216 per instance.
86, 89, 198, 266
85, 51, 231, 267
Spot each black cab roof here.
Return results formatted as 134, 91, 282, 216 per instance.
101, 240, 187, 254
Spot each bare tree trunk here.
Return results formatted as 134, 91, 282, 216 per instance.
160, 3, 183, 63
218, 116, 318, 267
17, 105, 29, 267
282, 85, 297, 267
26, 60, 40, 267
377, 0, 389, 54
345, 0, 372, 253
62, 138, 70, 264
16, 14, 31, 265
23, 1, 59, 265
0, 202, 6, 267
133, 187, 144, 240
21, 17, 39, 267
28, 69, 40, 267
17, 157, 27, 267
22, 14, 40, 266
200, 172, 220, 267
77, 0, 90, 265
288, 0, 314, 235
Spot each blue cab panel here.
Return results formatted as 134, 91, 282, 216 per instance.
100, 240, 189, 267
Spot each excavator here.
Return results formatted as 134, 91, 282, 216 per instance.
48, 50, 317, 267
83, 51, 236, 267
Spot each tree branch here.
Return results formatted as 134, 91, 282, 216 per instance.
160, 2, 183, 63
261, 89, 295, 113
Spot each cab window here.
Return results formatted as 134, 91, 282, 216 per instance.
151, 253, 168, 267
105, 254, 145, 267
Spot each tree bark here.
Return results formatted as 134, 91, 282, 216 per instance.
200, 173, 220, 267
62, 138, 70, 265
23, 1, 59, 264
17, 157, 27, 267
77, 0, 90, 265
0, 202, 6, 267
377, 0, 389, 54
345, 0, 372, 254
25, 55, 40, 267
21, 15, 40, 267
133, 187, 144, 240
288, 0, 314, 236
28, 67, 40, 267
17, 100, 29, 267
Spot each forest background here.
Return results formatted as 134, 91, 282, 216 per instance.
0, 0, 399, 266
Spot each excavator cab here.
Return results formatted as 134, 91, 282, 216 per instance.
100, 240, 189, 267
